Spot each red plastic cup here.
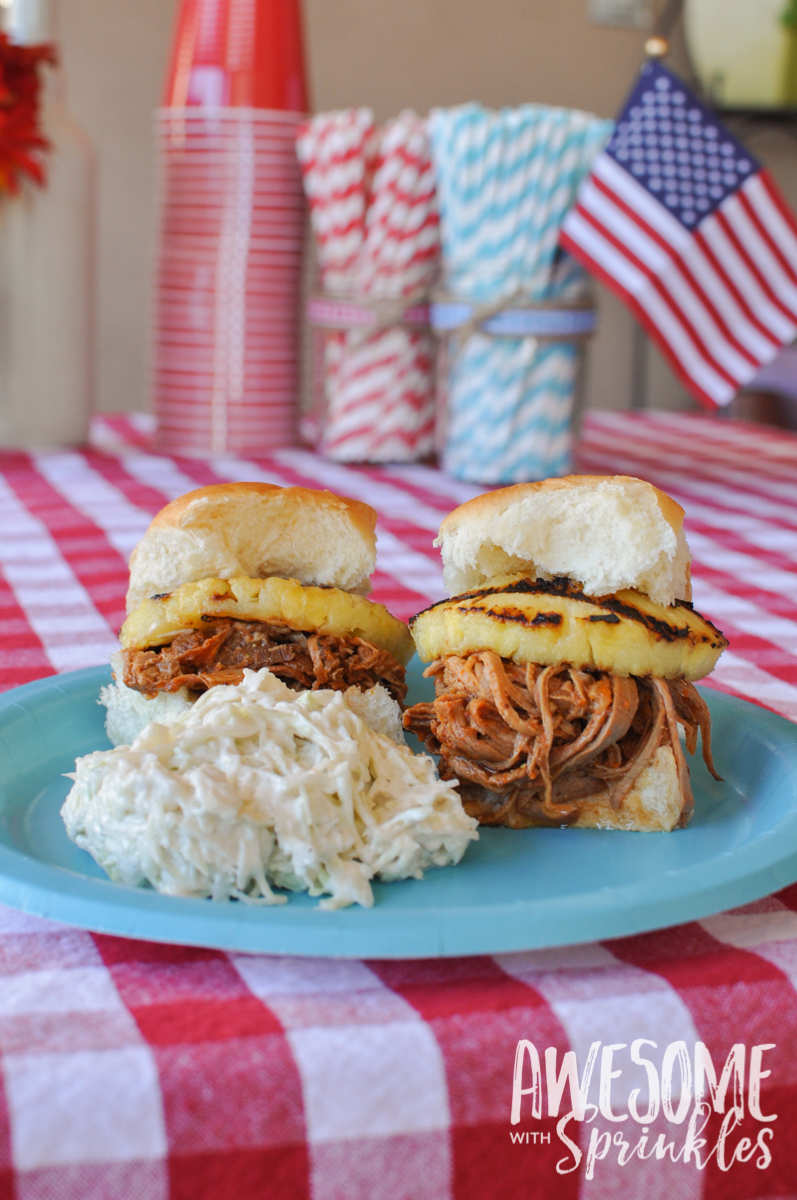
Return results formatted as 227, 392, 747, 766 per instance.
163, 0, 308, 112
153, 0, 308, 453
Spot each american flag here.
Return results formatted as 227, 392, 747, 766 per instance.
560, 59, 797, 409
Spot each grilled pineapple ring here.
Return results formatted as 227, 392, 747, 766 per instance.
120, 575, 415, 665
410, 575, 727, 681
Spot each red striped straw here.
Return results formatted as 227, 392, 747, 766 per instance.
297, 109, 440, 462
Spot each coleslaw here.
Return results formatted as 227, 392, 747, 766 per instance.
62, 668, 478, 909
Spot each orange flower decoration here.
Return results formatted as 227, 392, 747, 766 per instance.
0, 32, 56, 194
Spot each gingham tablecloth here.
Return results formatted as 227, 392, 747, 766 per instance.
0, 410, 795, 1200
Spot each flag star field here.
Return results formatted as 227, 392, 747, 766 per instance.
607, 66, 758, 228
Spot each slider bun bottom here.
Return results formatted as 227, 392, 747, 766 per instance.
465, 745, 683, 832
100, 656, 193, 746
569, 745, 682, 831
120, 575, 414, 665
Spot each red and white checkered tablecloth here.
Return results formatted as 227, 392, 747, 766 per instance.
0, 409, 795, 1199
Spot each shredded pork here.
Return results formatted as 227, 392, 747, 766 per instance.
402, 652, 719, 827
123, 618, 407, 704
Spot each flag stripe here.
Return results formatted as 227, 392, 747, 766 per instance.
747, 169, 797, 275
738, 184, 797, 293
716, 202, 797, 323
574, 204, 740, 392
560, 217, 733, 405
681, 220, 783, 354
699, 214, 797, 341
580, 180, 753, 382
587, 172, 764, 369
588, 156, 783, 355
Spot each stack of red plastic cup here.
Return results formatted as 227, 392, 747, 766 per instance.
152, 0, 307, 454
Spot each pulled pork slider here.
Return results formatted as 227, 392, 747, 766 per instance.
403, 475, 727, 831
104, 482, 413, 746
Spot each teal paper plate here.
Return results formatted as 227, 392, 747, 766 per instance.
0, 662, 796, 958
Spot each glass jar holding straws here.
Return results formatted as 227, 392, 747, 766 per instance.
303, 292, 435, 461
431, 273, 597, 482
296, 109, 440, 463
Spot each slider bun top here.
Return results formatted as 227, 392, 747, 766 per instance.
437, 475, 690, 608
126, 482, 377, 614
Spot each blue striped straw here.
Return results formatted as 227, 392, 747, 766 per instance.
429, 104, 612, 481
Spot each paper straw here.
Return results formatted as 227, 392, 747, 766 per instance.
429, 103, 611, 481
297, 109, 440, 461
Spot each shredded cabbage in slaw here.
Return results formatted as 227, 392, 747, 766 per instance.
62, 668, 478, 909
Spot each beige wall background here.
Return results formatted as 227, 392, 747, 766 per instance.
56, 0, 797, 415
